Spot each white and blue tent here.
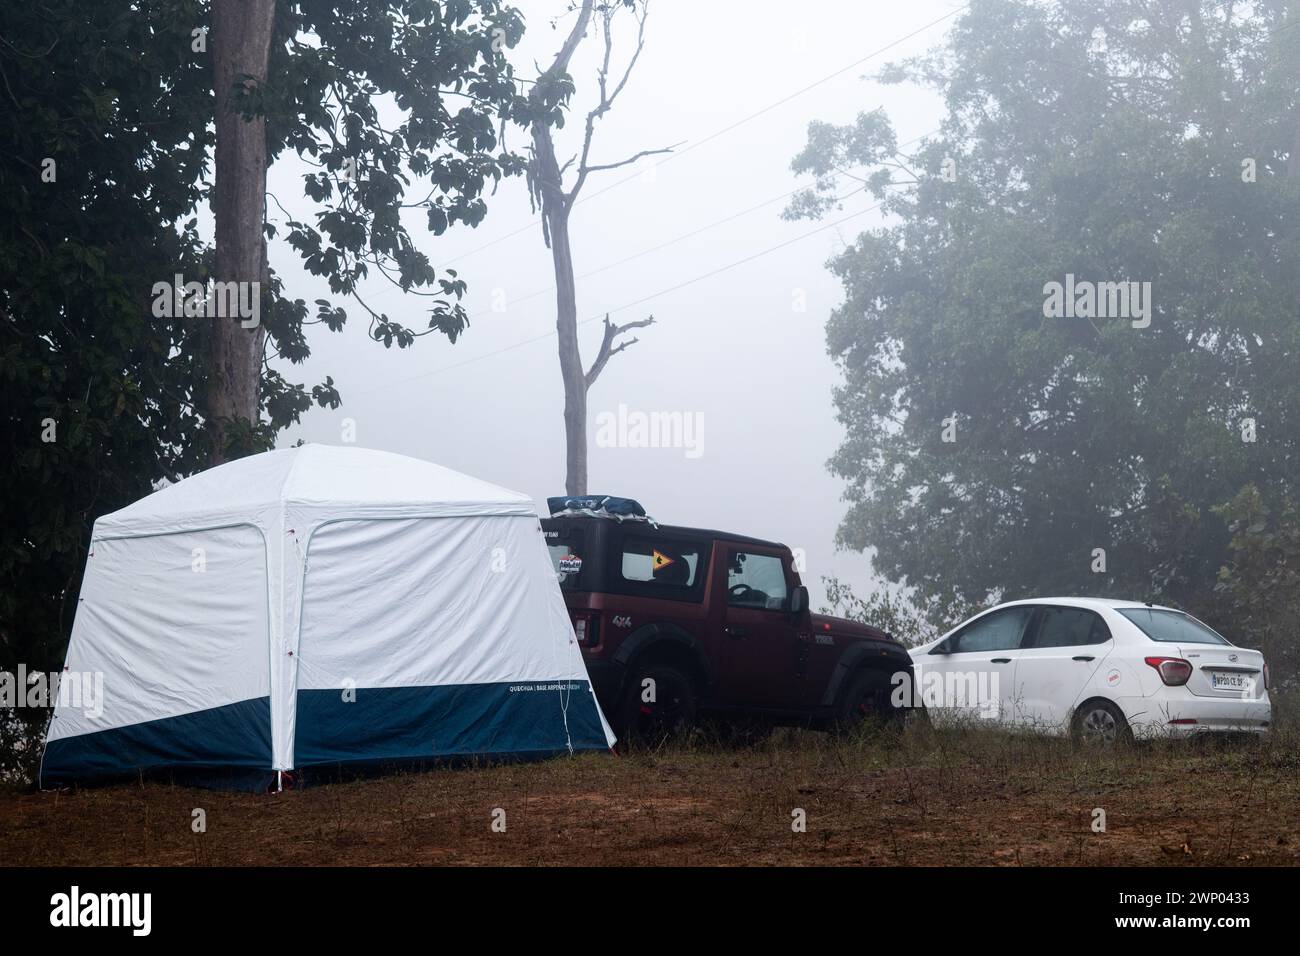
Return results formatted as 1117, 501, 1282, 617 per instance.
41, 445, 615, 790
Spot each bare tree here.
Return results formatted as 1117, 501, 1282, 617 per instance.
208, 0, 276, 463
527, 0, 671, 495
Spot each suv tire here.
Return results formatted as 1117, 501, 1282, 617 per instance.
619, 663, 697, 742
833, 668, 901, 734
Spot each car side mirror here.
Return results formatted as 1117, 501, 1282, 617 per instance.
789, 585, 809, 617
931, 640, 952, 655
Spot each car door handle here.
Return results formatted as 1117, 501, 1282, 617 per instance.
725, 625, 746, 638
1072, 655, 1095, 662
990, 657, 1012, 664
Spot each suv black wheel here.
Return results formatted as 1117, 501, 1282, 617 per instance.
833, 668, 901, 734
619, 663, 697, 742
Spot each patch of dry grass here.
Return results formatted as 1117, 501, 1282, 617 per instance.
3, 703, 1297, 866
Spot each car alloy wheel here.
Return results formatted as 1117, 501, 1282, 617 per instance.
1079, 705, 1118, 744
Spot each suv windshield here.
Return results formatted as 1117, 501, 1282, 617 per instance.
544, 525, 587, 591
1118, 608, 1231, 646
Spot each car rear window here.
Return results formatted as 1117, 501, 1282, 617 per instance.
1118, 608, 1231, 645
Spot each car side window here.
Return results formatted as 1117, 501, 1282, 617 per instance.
1029, 606, 1112, 648
726, 551, 789, 610
945, 607, 1033, 653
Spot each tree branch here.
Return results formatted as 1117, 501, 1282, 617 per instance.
543, 0, 595, 79
568, 0, 654, 203
580, 143, 679, 175
585, 312, 655, 388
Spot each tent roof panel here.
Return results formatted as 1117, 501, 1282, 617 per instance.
95, 445, 533, 535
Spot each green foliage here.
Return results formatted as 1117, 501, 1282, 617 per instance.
1213, 486, 1300, 682
265, 0, 533, 347
0, 1, 534, 777
792, 1, 1300, 643
820, 576, 945, 648
1, 0, 215, 675
0, 709, 47, 787
1, 0, 221, 774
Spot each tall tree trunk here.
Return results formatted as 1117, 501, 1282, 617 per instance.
531, 114, 588, 495
529, 0, 595, 496
1288, 5, 1299, 178
209, 0, 275, 464
553, 213, 588, 496
527, 0, 660, 496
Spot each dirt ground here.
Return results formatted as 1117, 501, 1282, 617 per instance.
4, 721, 1299, 866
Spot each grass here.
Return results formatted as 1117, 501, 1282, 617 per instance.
2, 700, 1298, 866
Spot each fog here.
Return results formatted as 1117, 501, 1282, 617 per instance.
270, 0, 954, 606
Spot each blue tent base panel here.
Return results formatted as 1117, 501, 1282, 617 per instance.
40, 681, 610, 792
294, 680, 610, 768
39, 696, 274, 792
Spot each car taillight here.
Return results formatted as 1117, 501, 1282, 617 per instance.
1263, 661, 1270, 690
1144, 656, 1192, 686
571, 614, 599, 648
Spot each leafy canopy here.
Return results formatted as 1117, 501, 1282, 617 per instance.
0, 0, 538, 765
790, 0, 1300, 627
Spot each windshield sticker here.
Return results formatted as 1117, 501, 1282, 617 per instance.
558, 554, 583, 574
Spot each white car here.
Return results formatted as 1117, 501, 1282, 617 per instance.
907, 598, 1271, 742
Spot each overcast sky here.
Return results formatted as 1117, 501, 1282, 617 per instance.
270, 0, 955, 607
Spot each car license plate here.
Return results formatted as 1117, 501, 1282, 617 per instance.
1211, 672, 1249, 690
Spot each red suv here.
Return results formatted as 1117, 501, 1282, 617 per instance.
542, 497, 913, 738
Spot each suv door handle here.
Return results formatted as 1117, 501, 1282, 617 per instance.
990, 657, 1012, 664
725, 625, 746, 638
1072, 655, 1095, 662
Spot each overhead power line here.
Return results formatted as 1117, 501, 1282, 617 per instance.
353, 194, 894, 397
441, 5, 970, 265
414, 126, 938, 326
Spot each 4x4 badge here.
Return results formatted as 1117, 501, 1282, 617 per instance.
613, 615, 633, 628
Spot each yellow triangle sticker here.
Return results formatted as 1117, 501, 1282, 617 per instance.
652, 550, 675, 573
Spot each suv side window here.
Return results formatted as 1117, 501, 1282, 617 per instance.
615, 535, 707, 600
1027, 606, 1112, 648
726, 551, 789, 610
942, 606, 1033, 653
